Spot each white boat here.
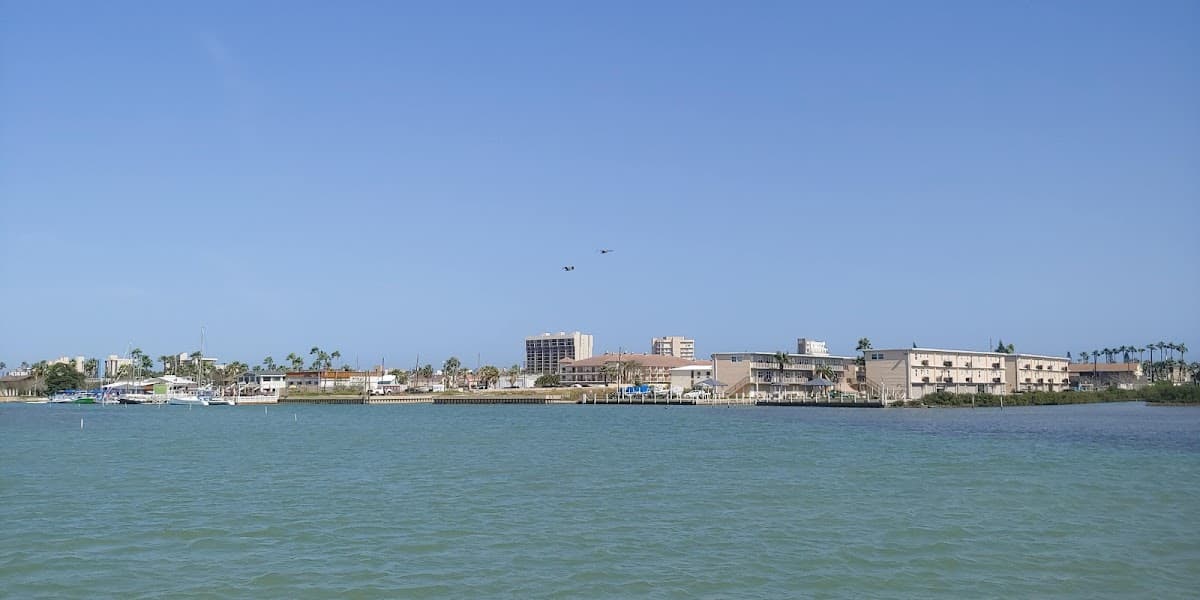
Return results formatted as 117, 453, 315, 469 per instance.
207, 395, 236, 406
168, 394, 209, 406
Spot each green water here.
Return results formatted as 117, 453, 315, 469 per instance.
2, 402, 1198, 598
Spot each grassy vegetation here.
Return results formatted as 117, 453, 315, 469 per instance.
892, 382, 1200, 407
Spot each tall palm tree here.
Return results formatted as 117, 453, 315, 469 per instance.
855, 338, 872, 366
286, 353, 304, 371
1079, 351, 1089, 364
442, 357, 461, 388
83, 358, 98, 379
262, 356, 277, 371
1179, 343, 1188, 369
331, 350, 341, 370
506, 364, 521, 388
158, 355, 172, 375
772, 351, 790, 398
618, 360, 641, 386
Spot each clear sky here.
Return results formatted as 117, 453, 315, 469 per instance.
2, 0, 1197, 370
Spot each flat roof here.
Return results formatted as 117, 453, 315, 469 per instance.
1010, 353, 1070, 361
871, 347, 1007, 357
711, 351, 856, 360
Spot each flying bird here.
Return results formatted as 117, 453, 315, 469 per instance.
563, 266, 575, 271
600, 249, 613, 254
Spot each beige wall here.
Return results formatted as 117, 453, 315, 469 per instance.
669, 367, 713, 391
713, 352, 853, 398
865, 349, 1010, 400
1006, 354, 1070, 393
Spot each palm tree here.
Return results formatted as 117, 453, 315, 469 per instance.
618, 360, 641, 387
158, 355, 172, 375
1079, 351, 1089, 364
1179, 343, 1188, 369
286, 353, 304, 371
83, 358, 98, 379
262, 356, 277, 371
855, 338, 872, 366
506, 364, 521, 388
772, 351, 790, 399
478, 365, 500, 389
813, 364, 836, 399
442, 357, 461, 388
331, 350, 341, 370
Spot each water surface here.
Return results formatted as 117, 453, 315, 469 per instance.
2, 402, 1198, 598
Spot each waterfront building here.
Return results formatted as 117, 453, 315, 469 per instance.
796, 339, 828, 356
669, 364, 714, 392
1067, 362, 1143, 390
1006, 354, 1071, 393
863, 348, 1009, 401
651, 336, 696, 360
558, 353, 707, 387
1, 374, 35, 397
284, 370, 395, 393
237, 370, 287, 396
712, 351, 856, 399
525, 331, 594, 375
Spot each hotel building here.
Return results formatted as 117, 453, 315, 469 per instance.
651, 336, 696, 360
1006, 353, 1071, 393
863, 348, 1009, 400
525, 331, 593, 375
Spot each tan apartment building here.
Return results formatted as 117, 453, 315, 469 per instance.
712, 351, 856, 398
863, 348, 1009, 401
558, 353, 706, 387
525, 331, 593, 375
1006, 353, 1071, 393
651, 336, 696, 360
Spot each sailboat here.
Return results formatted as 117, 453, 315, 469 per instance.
169, 328, 213, 406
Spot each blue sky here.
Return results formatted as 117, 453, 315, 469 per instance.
1, 0, 1197, 370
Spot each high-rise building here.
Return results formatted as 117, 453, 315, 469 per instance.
525, 331, 594, 375
650, 336, 695, 360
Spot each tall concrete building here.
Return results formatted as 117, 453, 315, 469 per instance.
525, 331, 594, 375
104, 355, 133, 379
651, 336, 695, 360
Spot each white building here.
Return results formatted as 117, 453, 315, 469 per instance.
237, 370, 287, 396
1006, 354, 1071, 393
669, 364, 714, 393
525, 331, 594, 375
796, 339, 828, 356
651, 336, 696, 360
104, 355, 133, 379
46, 356, 87, 374
863, 347, 1009, 401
